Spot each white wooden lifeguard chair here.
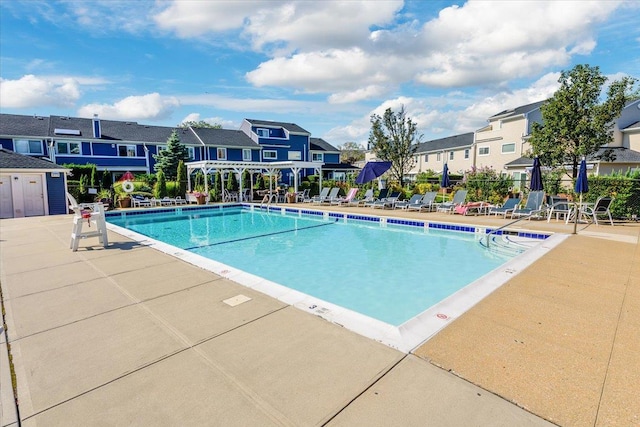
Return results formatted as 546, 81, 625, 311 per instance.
67, 193, 109, 251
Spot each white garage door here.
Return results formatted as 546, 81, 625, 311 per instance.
0, 175, 14, 219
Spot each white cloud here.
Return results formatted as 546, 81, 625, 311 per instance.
245, 1, 622, 99
323, 73, 562, 146
77, 93, 180, 121
0, 74, 82, 108
179, 112, 237, 129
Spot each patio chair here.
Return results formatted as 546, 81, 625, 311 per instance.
321, 187, 341, 204
310, 187, 330, 204
131, 194, 152, 208
351, 189, 375, 207
489, 198, 521, 217
436, 190, 468, 213
511, 191, 546, 219
296, 188, 310, 203
582, 196, 614, 226
454, 201, 490, 216
174, 196, 187, 205
546, 196, 571, 222
406, 192, 438, 212
363, 189, 389, 207
331, 187, 358, 205
394, 194, 423, 209
371, 191, 401, 209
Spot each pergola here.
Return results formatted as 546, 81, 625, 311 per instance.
185, 160, 324, 200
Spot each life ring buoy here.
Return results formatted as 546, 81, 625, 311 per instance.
122, 180, 134, 193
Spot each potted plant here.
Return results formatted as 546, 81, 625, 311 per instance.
193, 191, 206, 205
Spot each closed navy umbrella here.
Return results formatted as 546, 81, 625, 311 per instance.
573, 158, 589, 234
440, 163, 450, 202
529, 157, 544, 191
355, 161, 392, 184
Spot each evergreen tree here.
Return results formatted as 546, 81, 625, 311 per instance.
368, 106, 422, 188
154, 169, 167, 198
90, 164, 97, 188
242, 170, 251, 191
212, 171, 222, 201
101, 169, 112, 190
153, 130, 189, 180
176, 160, 187, 197
529, 64, 637, 178
256, 174, 265, 190
227, 172, 239, 192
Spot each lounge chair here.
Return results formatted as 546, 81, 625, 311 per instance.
436, 190, 468, 213
131, 194, 152, 208
546, 196, 571, 222
489, 198, 521, 217
352, 189, 375, 207
371, 191, 401, 209
174, 196, 187, 205
454, 201, 490, 216
582, 196, 614, 226
511, 191, 546, 219
394, 194, 423, 209
331, 187, 358, 205
406, 192, 437, 212
364, 189, 389, 207
296, 189, 310, 203
309, 187, 330, 204
320, 187, 341, 204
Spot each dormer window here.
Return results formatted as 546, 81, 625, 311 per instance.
256, 128, 269, 137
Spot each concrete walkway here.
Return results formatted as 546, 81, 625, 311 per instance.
1, 207, 638, 426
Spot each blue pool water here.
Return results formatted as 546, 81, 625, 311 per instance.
108, 207, 514, 326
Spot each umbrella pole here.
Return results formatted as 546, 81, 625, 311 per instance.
573, 194, 582, 235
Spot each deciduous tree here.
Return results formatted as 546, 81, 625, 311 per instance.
529, 64, 637, 178
368, 106, 422, 187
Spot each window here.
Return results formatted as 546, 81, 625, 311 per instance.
501, 143, 516, 154
436, 153, 441, 161
312, 153, 323, 162
424, 154, 428, 162
256, 128, 269, 137
263, 150, 277, 159
156, 145, 167, 154
464, 149, 470, 159
56, 141, 81, 155
14, 139, 43, 155
217, 148, 227, 160
478, 147, 490, 156
243, 149, 252, 161
187, 147, 195, 160
449, 151, 454, 160
118, 144, 137, 157
288, 151, 301, 160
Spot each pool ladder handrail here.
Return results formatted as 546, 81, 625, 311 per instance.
484, 215, 530, 248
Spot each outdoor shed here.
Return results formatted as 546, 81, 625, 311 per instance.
0, 148, 69, 219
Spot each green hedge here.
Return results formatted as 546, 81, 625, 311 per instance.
584, 172, 640, 219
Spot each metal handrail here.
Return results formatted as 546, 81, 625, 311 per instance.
484, 215, 532, 248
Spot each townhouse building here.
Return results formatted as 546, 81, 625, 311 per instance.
366, 99, 640, 187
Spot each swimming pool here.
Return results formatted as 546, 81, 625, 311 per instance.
106, 205, 565, 351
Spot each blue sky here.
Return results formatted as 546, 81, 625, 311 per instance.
1, 1, 639, 148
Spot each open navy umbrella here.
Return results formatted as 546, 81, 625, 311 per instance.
355, 161, 392, 184
440, 163, 450, 203
573, 158, 589, 234
529, 157, 544, 191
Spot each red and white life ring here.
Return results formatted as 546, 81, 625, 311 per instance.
122, 180, 135, 193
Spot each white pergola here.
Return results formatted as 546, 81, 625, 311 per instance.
185, 160, 324, 200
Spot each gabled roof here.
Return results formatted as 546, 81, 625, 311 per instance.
415, 132, 474, 154
504, 156, 535, 167
0, 148, 66, 170
621, 121, 640, 131
0, 114, 51, 138
489, 100, 546, 120
504, 148, 640, 168
190, 128, 260, 148
48, 115, 202, 145
244, 118, 310, 135
310, 137, 339, 153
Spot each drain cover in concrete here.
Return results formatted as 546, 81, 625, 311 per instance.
223, 294, 252, 307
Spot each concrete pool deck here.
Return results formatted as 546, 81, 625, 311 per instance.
1, 205, 638, 426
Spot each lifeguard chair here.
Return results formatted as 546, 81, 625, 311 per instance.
67, 193, 109, 251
